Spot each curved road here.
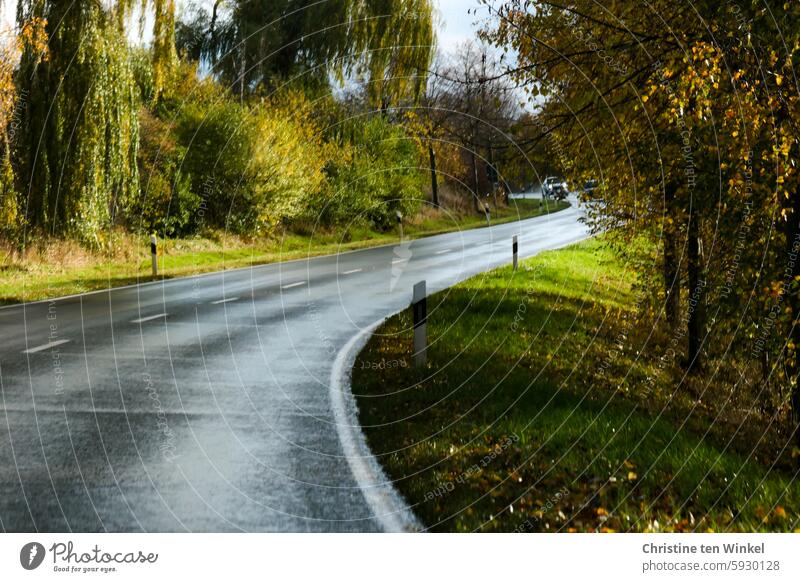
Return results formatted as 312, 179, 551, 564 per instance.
0, 198, 589, 532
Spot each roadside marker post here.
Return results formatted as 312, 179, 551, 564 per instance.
412, 280, 427, 367
484, 203, 491, 224
150, 234, 158, 278
513, 235, 518, 271
396, 211, 404, 240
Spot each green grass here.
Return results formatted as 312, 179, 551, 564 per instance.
0, 198, 566, 304
352, 238, 800, 532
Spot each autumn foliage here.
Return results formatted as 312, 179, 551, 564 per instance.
481, 1, 800, 444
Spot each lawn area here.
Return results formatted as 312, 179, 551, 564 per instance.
0, 198, 566, 304
351, 238, 800, 532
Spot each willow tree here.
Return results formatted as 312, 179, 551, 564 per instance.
195, 0, 435, 107
15, 0, 176, 243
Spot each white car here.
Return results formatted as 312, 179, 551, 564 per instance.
542, 176, 569, 199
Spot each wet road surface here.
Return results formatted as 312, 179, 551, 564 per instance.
0, 200, 589, 532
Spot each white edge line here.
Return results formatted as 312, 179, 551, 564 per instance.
130, 313, 168, 324
281, 281, 306, 290
342, 268, 363, 275
211, 297, 239, 305
328, 228, 593, 533
22, 339, 70, 354
330, 318, 423, 533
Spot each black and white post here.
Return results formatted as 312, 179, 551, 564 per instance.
412, 280, 427, 367
513, 235, 518, 271
150, 234, 158, 278
484, 202, 491, 224
396, 211, 404, 241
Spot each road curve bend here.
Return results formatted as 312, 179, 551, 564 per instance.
0, 198, 589, 532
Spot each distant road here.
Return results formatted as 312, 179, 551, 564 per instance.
0, 197, 589, 532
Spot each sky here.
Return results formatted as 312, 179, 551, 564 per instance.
434, 0, 490, 53
2, 0, 487, 53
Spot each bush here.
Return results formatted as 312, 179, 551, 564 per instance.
126, 110, 199, 236
124, 55, 426, 238
311, 115, 424, 229
176, 93, 327, 235
0, 153, 19, 237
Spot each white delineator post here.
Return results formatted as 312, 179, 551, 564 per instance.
484, 203, 491, 224
150, 234, 158, 278
513, 235, 518, 271
412, 280, 427, 367
396, 211, 404, 241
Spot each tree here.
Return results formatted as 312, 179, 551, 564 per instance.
181, 0, 435, 108
481, 1, 800, 440
424, 42, 519, 212
13, 0, 179, 244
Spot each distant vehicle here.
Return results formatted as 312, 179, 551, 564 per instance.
583, 179, 599, 196
542, 176, 569, 200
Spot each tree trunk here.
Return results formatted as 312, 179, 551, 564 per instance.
784, 185, 800, 447
238, 32, 246, 102
210, 0, 223, 53
663, 184, 680, 329
686, 207, 704, 372
488, 143, 498, 210
471, 150, 481, 213
428, 143, 439, 208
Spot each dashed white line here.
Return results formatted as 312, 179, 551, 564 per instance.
281, 281, 306, 290
211, 297, 239, 305
342, 268, 363, 275
131, 313, 168, 324
22, 339, 70, 354
435, 248, 453, 255
391, 258, 406, 264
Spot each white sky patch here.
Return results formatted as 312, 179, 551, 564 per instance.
435, 0, 489, 51
1, 1, 13, 31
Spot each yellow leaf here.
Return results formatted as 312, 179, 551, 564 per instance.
628, 471, 638, 481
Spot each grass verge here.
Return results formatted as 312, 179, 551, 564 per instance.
351, 238, 800, 532
0, 198, 566, 305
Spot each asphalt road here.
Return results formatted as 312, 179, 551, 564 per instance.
0, 198, 589, 532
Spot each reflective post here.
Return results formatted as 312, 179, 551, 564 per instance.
412, 280, 427, 367
513, 235, 518, 271
150, 234, 158, 278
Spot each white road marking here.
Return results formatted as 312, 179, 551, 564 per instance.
131, 313, 168, 324
22, 339, 70, 354
435, 248, 453, 255
391, 258, 406, 264
342, 268, 362, 275
330, 320, 423, 532
281, 281, 306, 290
211, 297, 239, 305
